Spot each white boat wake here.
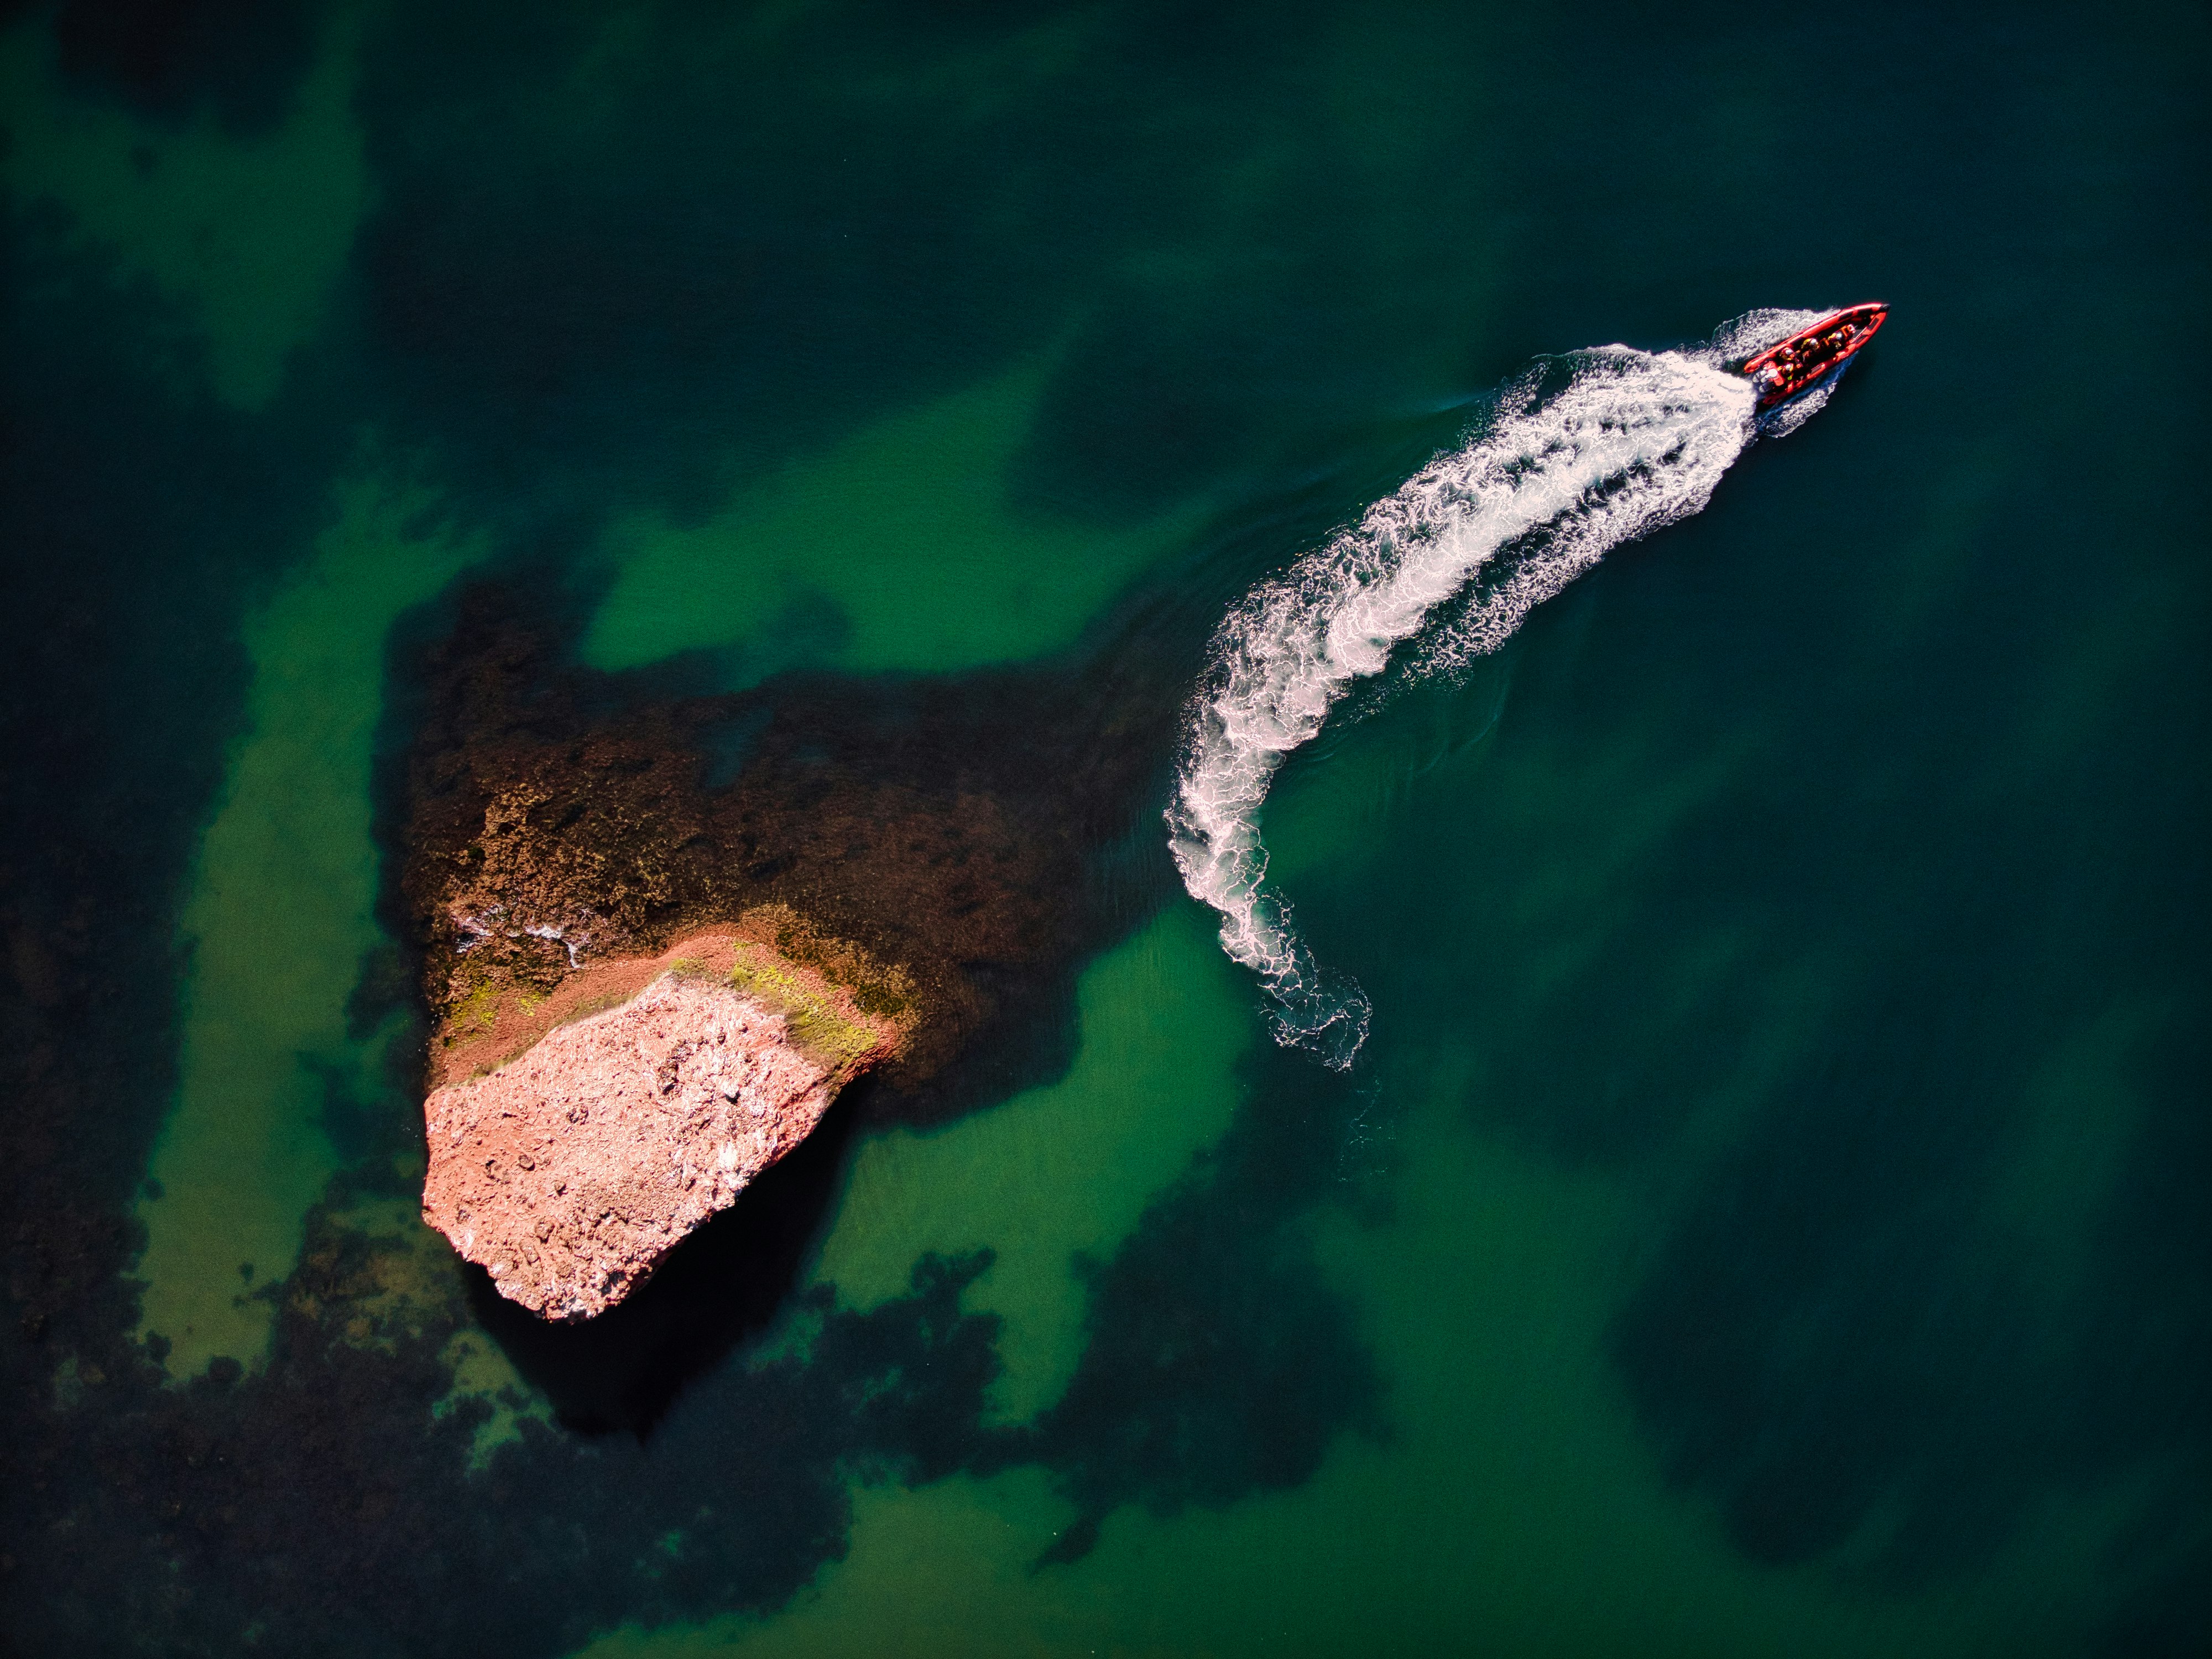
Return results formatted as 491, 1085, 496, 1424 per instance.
1167, 309, 1838, 1066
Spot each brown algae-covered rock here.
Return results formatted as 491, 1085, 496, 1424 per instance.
396, 589, 1183, 1115
421, 931, 901, 1319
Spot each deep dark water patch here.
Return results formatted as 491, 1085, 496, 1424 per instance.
979, 1040, 1387, 1567
1610, 959, 2048, 1575
1608, 988, 2212, 1629
20, 1214, 1010, 1655
50, 0, 319, 136
341, 0, 1502, 540
0, 218, 351, 1645
0, 215, 345, 1300
349, 0, 1091, 526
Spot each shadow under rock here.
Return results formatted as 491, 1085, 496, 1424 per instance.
461, 1077, 869, 1439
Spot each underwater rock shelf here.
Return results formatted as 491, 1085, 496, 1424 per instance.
421, 929, 905, 1319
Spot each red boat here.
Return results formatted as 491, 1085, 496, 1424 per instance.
1740, 302, 1888, 409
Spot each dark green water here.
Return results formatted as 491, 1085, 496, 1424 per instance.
3, 2, 2206, 1653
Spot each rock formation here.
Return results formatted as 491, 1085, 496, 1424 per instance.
395, 587, 1182, 1124
397, 587, 1183, 1316
421, 929, 903, 1319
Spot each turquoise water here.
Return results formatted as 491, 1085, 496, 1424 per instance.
3, 2, 2206, 1653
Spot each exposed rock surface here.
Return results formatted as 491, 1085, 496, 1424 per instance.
421, 933, 900, 1319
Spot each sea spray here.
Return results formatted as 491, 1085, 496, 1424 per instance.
1168, 310, 1834, 1066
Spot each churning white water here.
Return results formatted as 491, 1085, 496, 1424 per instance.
1167, 310, 1834, 1066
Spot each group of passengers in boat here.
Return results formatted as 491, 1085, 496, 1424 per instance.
1760, 322, 1858, 389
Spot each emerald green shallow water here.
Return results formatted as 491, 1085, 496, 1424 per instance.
3, 2, 2205, 1653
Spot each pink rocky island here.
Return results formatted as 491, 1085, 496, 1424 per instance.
420, 924, 910, 1319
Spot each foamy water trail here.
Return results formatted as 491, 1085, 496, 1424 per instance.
1168, 310, 1830, 1065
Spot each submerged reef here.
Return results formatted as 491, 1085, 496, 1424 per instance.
396, 581, 1185, 1125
